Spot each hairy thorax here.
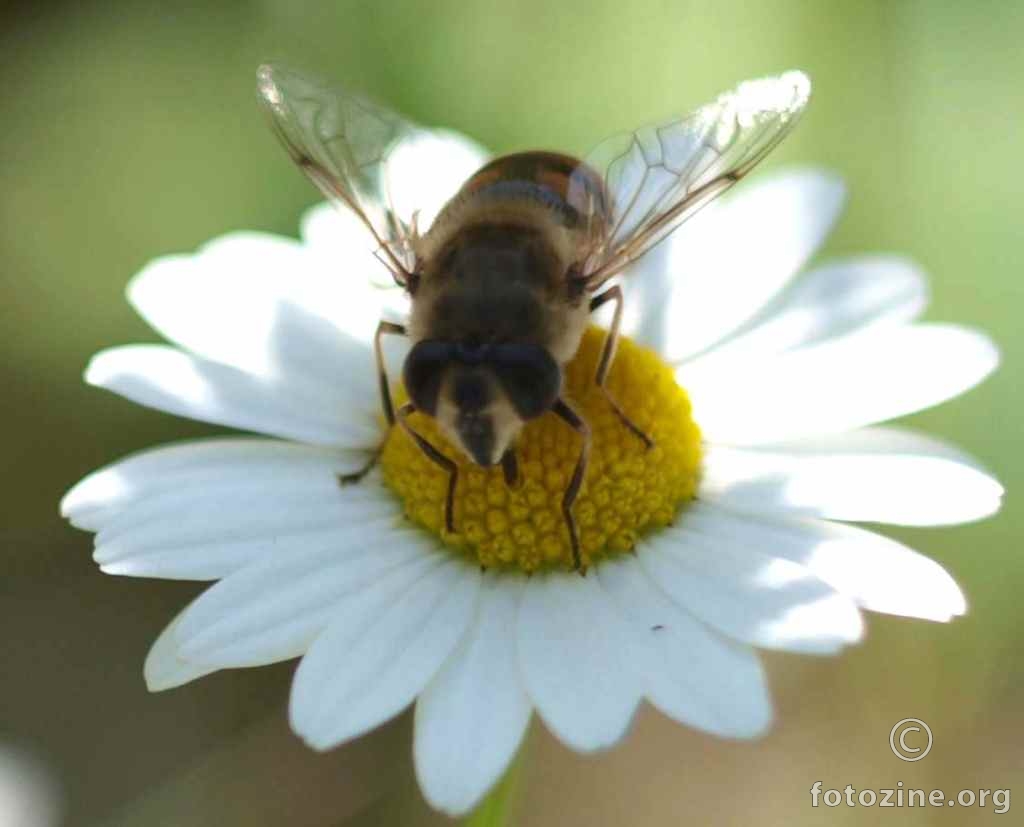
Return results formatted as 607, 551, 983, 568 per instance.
408, 217, 589, 364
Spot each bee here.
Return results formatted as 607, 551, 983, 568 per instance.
257, 65, 810, 570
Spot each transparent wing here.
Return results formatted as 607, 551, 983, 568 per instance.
257, 63, 424, 281
570, 70, 811, 289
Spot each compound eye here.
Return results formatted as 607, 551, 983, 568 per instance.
490, 344, 561, 420
403, 341, 453, 415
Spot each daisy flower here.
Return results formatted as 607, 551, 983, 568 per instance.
61, 130, 1001, 817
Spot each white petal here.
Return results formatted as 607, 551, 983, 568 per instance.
517, 572, 643, 752
62, 438, 371, 532
801, 522, 967, 621
128, 232, 383, 395
298, 203, 409, 316
94, 474, 394, 560
639, 504, 864, 653
290, 557, 481, 750
694, 505, 966, 622
595, 556, 772, 738
414, 575, 531, 817
173, 522, 425, 668
0, 745, 62, 827
95, 470, 387, 544
684, 323, 999, 445
96, 482, 398, 581
696, 255, 928, 362
99, 528, 352, 581
144, 608, 222, 691
625, 168, 846, 361
385, 129, 490, 233
701, 426, 1003, 526
86, 345, 380, 447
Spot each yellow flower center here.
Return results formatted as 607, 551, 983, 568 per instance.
381, 326, 702, 572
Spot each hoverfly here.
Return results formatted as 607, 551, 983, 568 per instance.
257, 65, 810, 570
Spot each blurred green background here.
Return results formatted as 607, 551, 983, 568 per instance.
2, 1, 1021, 824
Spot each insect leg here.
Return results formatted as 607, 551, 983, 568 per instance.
500, 448, 521, 489
589, 286, 654, 449
396, 402, 459, 535
552, 398, 591, 574
374, 320, 407, 426
339, 319, 407, 485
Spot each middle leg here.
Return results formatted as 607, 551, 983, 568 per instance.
589, 285, 654, 449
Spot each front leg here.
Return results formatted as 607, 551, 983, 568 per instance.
339, 319, 406, 486
589, 285, 654, 449
396, 402, 459, 535
551, 398, 591, 574
500, 448, 521, 489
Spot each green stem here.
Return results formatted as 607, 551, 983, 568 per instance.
463, 735, 529, 827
